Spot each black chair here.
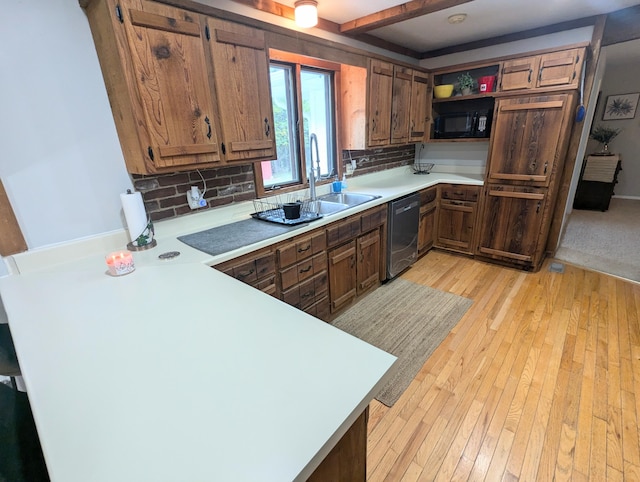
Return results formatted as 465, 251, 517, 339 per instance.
0, 323, 21, 389
0, 324, 50, 481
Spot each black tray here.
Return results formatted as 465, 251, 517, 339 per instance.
251, 210, 323, 225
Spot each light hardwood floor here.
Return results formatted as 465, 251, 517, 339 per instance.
366, 250, 640, 481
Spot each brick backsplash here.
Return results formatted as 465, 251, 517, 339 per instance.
133, 145, 415, 221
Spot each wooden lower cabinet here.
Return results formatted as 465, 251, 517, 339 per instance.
329, 228, 383, 313
417, 186, 437, 256
357, 230, 381, 294
328, 241, 357, 313
436, 200, 477, 254
307, 407, 368, 481
476, 184, 549, 269
435, 184, 480, 255
213, 247, 277, 296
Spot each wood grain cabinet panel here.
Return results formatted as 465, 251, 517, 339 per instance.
82, 0, 276, 174
409, 72, 432, 143
357, 230, 381, 294
476, 185, 548, 266
487, 94, 573, 187
418, 186, 437, 256
390, 66, 412, 145
367, 59, 394, 147
205, 18, 276, 162
328, 241, 357, 313
213, 247, 277, 296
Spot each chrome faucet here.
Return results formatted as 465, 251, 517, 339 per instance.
308, 133, 321, 201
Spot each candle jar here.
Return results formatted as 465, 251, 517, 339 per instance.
105, 251, 135, 276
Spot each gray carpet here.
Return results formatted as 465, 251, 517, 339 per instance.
555, 198, 640, 282
331, 278, 473, 407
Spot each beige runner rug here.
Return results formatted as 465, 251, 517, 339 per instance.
331, 278, 472, 406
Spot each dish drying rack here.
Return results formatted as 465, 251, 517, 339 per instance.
413, 161, 434, 175
251, 193, 322, 225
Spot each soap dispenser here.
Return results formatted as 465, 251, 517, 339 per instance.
341, 173, 348, 191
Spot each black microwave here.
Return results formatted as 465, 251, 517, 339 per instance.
433, 110, 492, 139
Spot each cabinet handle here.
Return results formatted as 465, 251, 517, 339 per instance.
237, 268, 254, 279
264, 118, 270, 137
372, 116, 377, 132
301, 290, 313, 299
536, 201, 541, 214
205, 116, 212, 140
538, 68, 543, 82
297, 245, 311, 253
544, 162, 548, 174
299, 266, 312, 274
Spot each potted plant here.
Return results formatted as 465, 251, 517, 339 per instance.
457, 72, 476, 95
589, 125, 622, 154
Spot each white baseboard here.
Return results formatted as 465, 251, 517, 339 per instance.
613, 195, 640, 200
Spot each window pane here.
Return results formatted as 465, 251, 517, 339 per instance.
262, 64, 299, 188
301, 69, 335, 178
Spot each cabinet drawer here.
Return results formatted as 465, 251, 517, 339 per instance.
440, 184, 480, 202
279, 252, 327, 291
278, 230, 326, 268
281, 271, 328, 310
213, 248, 275, 287
304, 296, 330, 321
419, 186, 437, 205
326, 217, 361, 248
360, 205, 387, 233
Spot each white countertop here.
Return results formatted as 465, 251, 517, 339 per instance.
0, 165, 482, 481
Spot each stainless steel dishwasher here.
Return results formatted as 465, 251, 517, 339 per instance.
387, 192, 420, 279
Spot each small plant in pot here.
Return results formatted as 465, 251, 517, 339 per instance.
457, 72, 476, 95
589, 125, 622, 154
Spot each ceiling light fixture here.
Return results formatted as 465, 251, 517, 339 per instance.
294, 0, 318, 28
447, 13, 467, 24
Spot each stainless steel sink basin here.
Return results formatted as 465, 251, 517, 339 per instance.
308, 200, 350, 215
308, 192, 381, 216
317, 192, 381, 207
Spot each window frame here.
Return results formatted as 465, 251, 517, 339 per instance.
254, 50, 342, 198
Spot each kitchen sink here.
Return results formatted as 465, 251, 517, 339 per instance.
308, 200, 350, 215
308, 192, 381, 216
317, 192, 381, 206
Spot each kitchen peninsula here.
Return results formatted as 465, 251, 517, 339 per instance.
0, 166, 481, 481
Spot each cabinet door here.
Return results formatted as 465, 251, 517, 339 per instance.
409, 72, 431, 143
206, 18, 275, 162
367, 59, 393, 147
488, 94, 572, 186
436, 201, 476, 253
476, 185, 547, 265
357, 230, 381, 294
121, 1, 221, 169
418, 202, 436, 255
328, 241, 357, 313
500, 56, 539, 91
390, 66, 412, 144
536, 49, 582, 89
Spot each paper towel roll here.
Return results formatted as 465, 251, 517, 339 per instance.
120, 190, 148, 242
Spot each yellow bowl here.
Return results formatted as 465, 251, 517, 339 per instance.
434, 84, 454, 99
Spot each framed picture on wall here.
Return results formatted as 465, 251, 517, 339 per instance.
602, 92, 639, 120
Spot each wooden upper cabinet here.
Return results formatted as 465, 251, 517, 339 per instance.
84, 0, 221, 173
205, 18, 275, 162
500, 48, 584, 92
487, 94, 574, 187
536, 49, 583, 89
409, 72, 431, 143
367, 59, 427, 147
500, 56, 539, 92
367, 59, 394, 147
82, 0, 276, 174
390, 66, 412, 144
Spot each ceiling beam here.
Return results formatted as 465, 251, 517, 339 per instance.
602, 4, 640, 45
339, 0, 474, 35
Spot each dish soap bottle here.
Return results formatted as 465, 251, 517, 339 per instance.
341, 173, 348, 191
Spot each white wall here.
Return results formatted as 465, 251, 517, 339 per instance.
586, 50, 640, 198
0, 0, 133, 252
